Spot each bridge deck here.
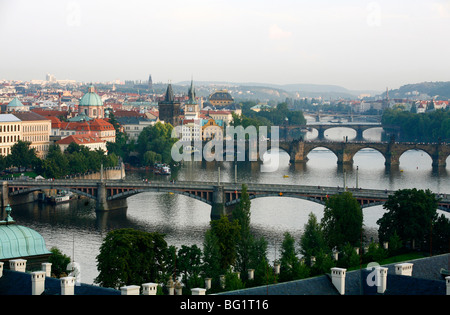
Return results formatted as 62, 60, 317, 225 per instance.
4, 179, 450, 211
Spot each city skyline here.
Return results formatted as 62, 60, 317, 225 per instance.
1, 0, 450, 91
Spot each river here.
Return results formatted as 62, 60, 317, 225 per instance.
7, 127, 450, 285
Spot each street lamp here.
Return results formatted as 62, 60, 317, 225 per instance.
356, 166, 359, 189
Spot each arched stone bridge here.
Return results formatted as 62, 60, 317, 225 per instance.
2, 179, 449, 219
282, 123, 383, 141
261, 140, 450, 168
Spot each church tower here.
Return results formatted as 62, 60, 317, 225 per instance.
185, 79, 199, 119
158, 83, 181, 126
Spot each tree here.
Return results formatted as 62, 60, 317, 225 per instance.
95, 228, 170, 288
202, 229, 222, 290
278, 232, 308, 282
377, 188, 438, 251
177, 245, 203, 288
9, 140, 38, 172
321, 192, 363, 250
299, 212, 328, 267
233, 184, 253, 278
48, 247, 71, 278
209, 215, 241, 271
137, 122, 178, 165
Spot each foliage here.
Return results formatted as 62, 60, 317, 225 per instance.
278, 232, 309, 282
363, 241, 387, 264
233, 184, 253, 277
48, 247, 71, 278
377, 188, 438, 251
176, 244, 203, 287
9, 141, 40, 172
95, 228, 169, 288
299, 212, 328, 267
337, 242, 360, 269
382, 108, 450, 141
321, 192, 363, 250
136, 122, 178, 165
202, 229, 222, 283
209, 215, 241, 271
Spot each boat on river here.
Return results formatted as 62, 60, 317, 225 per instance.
48, 191, 75, 205
153, 163, 171, 175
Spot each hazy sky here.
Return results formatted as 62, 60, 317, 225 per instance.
1, 0, 449, 90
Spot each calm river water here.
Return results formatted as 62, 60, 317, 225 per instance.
7, 127, 450, 284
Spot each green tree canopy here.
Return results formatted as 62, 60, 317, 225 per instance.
377, 188, 439, 251
136, 122, 178, 165
299, 212, 328, 267
95, 228, 169, 288
321, 192, 363, 250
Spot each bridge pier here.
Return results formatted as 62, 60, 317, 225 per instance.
210, 185, 234, 220
96, 182, 127, 212
1, 182, 9, 209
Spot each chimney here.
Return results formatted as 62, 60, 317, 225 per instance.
376, 267, 388, 294
42, 262, 52, 277
120, 285, 140, 295
0, 262, 3, 278
205, 278, 212, 290
31, 271, 46, 295
191, 288, 206, 295
331, 267, 346, 295
61, 277, 76, 295
395, 263, 413, 276
142, 283, 158, 295
248, 269, 255, 281
167, 278, 175, 295
9, 259, 27, 272
446, 276, 450, 296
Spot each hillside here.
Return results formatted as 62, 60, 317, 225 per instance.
387, 81, 450, 100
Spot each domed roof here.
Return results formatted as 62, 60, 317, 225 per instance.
0, 205, 51, 260
79, 86, 103, 107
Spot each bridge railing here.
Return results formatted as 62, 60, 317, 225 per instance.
6, 179, 449, 203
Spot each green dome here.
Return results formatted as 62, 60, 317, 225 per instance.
7, 97, 24, 107
0, 224, 51, 260
79, 86, 103, 107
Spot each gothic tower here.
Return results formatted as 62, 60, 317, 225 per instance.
158, 83, 181, 126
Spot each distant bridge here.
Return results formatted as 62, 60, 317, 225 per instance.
282, 123, 383, 141
2, 179, 449, 219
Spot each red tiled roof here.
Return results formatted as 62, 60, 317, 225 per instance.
56, 134, 105, 145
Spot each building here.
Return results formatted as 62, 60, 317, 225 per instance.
0, 114, 22, 156
208, 90, 234, 107
158, 83, 181, 126
0, 205, 52, 270
50, 118, 115, 144
181, 118, 202, 143
78, 85, 105, 119
202, 118, 224, 140
12, 112, 51, 158
56, 134, 108, 153
201, 109, 233, 126
184, 79, 200, 119
116, 116, 155, 141
6, 97, 28, 112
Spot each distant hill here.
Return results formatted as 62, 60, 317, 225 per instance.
386, 81, 450, 100
175, 81, 380, 101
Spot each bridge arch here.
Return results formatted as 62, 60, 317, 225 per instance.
305, 146, 339, 162
9, 186, 97, 200
108, 187, 212, 205
397, 148, 434, 167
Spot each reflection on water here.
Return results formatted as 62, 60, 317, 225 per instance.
7, 128, 450, 284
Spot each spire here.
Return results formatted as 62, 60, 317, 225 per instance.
165, 83, 174, 102
188, 78, 196, 104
